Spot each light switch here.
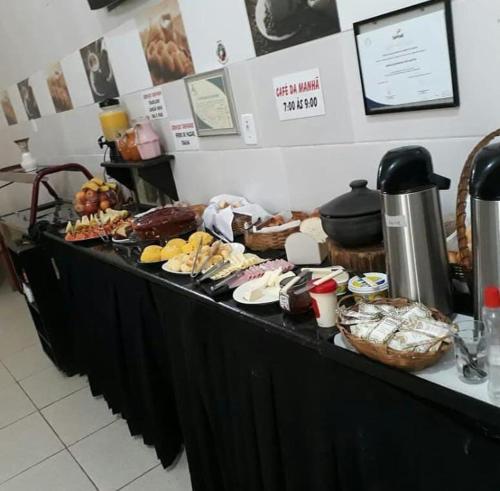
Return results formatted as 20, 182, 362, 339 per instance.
241, 113, 257, 145
31, 119, 38, 132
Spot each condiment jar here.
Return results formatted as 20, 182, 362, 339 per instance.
279, 276, 312, 315
348, 272, 388, 303
309, 279, 338, 328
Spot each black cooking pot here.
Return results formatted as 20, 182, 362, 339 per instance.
319, 180, 382, 248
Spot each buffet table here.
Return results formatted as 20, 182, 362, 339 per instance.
42, 232, 500, 491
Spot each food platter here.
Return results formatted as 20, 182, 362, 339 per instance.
233, 278, 281, 305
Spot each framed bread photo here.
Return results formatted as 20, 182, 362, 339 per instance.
354, 0, 459, 115
185, 68, 239, 137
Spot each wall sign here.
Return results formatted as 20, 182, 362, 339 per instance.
272, 68, 326, 121
170, 118, 199, 150
354, 0, 459, 115
185, 68, 239, 136
142, 88, 167, 119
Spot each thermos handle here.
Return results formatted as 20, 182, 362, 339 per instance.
431, 173, 451, 190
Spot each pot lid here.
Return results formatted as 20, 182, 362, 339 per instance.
319, 180, 381, 218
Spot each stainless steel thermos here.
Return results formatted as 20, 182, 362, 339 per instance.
470, 143, 500, 319
377, 146, 453, 316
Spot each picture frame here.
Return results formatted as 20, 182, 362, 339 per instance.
185, 68, 239, 137
353, 0, 459, 115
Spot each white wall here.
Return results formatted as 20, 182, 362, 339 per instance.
0, 0, 498, 219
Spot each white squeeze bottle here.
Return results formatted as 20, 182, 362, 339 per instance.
483, 286, 500, 403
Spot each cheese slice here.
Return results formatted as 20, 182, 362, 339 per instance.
245, 286, 264, 302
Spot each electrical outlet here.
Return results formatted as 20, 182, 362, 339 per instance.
241, 113, 257, 145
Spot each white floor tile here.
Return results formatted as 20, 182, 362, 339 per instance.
2, 344, 53, 381
0, 325, 38, 361
42, 387, 117, 445
0, 364, 15, 390
121, 451, 192, 491
70, 419, 158, 491
0, 383, 36, 429
20, 366, 88, 409
0, 413, 63, 484
0, 451, 95, 491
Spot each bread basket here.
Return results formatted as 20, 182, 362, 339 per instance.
232, 213, 252, 236
337, 296, 454, 371
244, 211, 309, 251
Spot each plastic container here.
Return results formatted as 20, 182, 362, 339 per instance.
135, 119, 162, 160
483, 286, 500, 401
309, 279, 338, 328
312, 270, 349, 296
348, 273, 388, 303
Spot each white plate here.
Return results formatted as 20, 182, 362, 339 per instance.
233, 278, 281, 306
162, 262, 193, 275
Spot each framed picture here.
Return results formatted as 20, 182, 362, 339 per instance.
185, 68, 239, 137
353, 0, 459, 115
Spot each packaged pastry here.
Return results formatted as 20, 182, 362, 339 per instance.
350, 322, 379, 340
368, 318, 400, 344
406, 319, 452, 339
388, 330, 439, 353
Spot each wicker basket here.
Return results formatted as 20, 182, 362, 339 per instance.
338, 297, 454, 372
232, 213, 252, 236
456, 129, 500, 272
244, 211, 309, 251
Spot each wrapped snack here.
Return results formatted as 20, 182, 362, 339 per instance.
406, 319, 453, 339
399, 304, 432, 321
350, 321, 379, 339
358, 303, 382, 315
388, 330, 439, 353
368, 318, 400, 344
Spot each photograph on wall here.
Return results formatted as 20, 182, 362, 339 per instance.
244, 0, 340, 56
137, 0, 195, 86
0, 90, 17, 125
178, 0, 256, 73
46, 62, 74, 113
80, 37, 119, 103
17, 78, 41, 120
185, 68, 238, 136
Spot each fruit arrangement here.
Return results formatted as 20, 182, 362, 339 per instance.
73, 177, 122, 216
65, 209, 129, 242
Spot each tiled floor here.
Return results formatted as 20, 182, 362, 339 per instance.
0, 281, 192, 490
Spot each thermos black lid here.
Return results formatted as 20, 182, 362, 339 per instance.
377, 146, 451, 194
470, 143, 500, 200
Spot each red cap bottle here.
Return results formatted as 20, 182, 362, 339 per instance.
484, 286, 500, 308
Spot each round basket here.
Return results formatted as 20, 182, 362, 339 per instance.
232, 213, 252, 236
244, 211, 308, 251
338, 296, 454, 372
456, 129, 500, 272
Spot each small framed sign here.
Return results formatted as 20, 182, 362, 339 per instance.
185, 68, 239, 137
354, 0, 459, 115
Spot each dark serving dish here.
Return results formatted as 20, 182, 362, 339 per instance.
319, 180, 382, 248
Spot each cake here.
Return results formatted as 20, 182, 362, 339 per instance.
133, 207, 197, 241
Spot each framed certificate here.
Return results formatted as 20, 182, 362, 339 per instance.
354, 0, 459, 115
185, 68, 239, 136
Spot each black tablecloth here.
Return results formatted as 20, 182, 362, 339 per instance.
51, 240, 182, 467
45, 235, 500, 490
153, 287, 500, 491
